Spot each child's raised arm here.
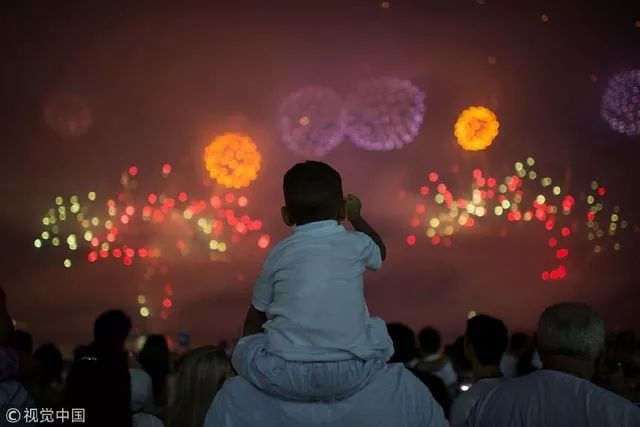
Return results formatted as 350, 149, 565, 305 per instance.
345, 194, 386, 261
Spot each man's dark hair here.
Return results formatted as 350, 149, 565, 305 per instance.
283, 161, 344, 225
509, 332, 530, 353
94, 310, 131, 346
466, 314, 508, 366
387, 323, 417, 364
418, 327, 441, 355
14, 330, 33, 354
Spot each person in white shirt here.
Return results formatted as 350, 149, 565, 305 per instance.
449, 314, 508, 427
468, 302, 640, 427
130, 367, 164, 427
416, 327, 458, 396
234, 161, 393, 401
499, 332, 529, 378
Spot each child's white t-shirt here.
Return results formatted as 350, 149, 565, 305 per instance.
252, 220, 391, 362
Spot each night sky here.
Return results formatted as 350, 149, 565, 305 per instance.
1, 0, 639, 353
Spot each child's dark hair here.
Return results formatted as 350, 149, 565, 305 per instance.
283, 161, 344, 225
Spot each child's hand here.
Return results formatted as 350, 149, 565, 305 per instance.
345, 194, 362, 222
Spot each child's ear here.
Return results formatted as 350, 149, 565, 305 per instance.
281, 206, 295, 226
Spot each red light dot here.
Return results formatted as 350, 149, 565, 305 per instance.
443, 237, 452, 247
557, 265, 567, 278
428, 172, 438, 182
178, 192, 188, 202
437, 183, 447, 194
138, 248, 148, 257
124, 248, 134, 258
99, 249, 108, 258
487, 178, 497, 187
541, 271, 550, 281
258, 234, 270, 249
415, 204, 426, 214
476, 177, 486, 187
587, 212, 596, 222
556, 248, 569, 259
164, 284, 173, 295
162, 163, 172, 175
561, 227, 571, 237
148, 194, 158, 204
224, 193, 235, 203
177, 240, 186, 250
420, 186, 430, 195
410, 218, 420, 228
160, 311, 169, 320
162, 298, 173, 309
128, 166, 138, 176
120, 215, 130, 224
598, 187, 606, 196
548, 237, 558, 247
210, 196, 222, 208
112, 248, 122, 258
550, 270, 559, 280
406, 235, 417, 246
545, 219, 554, 231
472, 169, 482, 179
125, 206, 135, 216
88, 252, 98, 262
123, 257, 133, 266
466, 218, 475, 227
91, 237, 100, 247
107, 233, 116, 242
238, 196, 248, 207
431, 235, 441, 245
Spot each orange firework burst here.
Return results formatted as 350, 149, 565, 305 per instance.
454, 106, 499, 151
204, 133, 261, 188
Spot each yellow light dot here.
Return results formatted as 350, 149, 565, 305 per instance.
475, 206, 486, 217
55, 196, 63, 205
526, 157, 535, 166
218, 242, 227, 252
105, 220, 113, 229
70, 204, 80, 214
434, 194, 445, 204
34, 239, 42, 248
70, 195, 79, 204
428, 218, 440, 228
472, 190, 482, 204
611, 214, 619, 222
536, 195, 546, 205
498, 184, 507, 193
466, 203, 476, 214
614, 243, 621, 251
52, 225, 59, 233
91, 217, 100, 226
587, 195, 595, 205
63, 259, 72, 268
596, 230, 604, 238
108, 207, 116, 216
621, 220, 628, 229
591, 181, 599, 190
467, 310, 477, 319
140, 307, 150, 317
84, 231, 93, 241
209, 240, 219, 250
183, 209, 194, 220
552, 186, 561, 196
515, 162, 524, 171
42, 217, 50, 226
541, 177, 552, 187
67, 234, 76, 244
517, 169, 526, 178
88, 192, 96, 201
101, 242, 110, 251
501, 200, 511, 209
444, 225, 454, 235
52, 237, 60, 246
426, 228, 436, 238
41, 231, 50, 240
588, 232, 595, 240
494, 206, 503, 216
594, 245, 601, 253
523, 211, 533, 221
137, 295, 146, 304
528, 171, 537, 180
197, 218, 207, 228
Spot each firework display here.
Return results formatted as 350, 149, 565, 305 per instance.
277, 86, 347, 157
204, 133, 262, 188
405, 157, 635, 280
601, 70, 640, 136
345, 77, 425, 151
34, 164, 270, 317
454, 106, 499, 151
43, 92, 93, 138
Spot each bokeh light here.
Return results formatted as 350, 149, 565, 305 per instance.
203, 133, 261, 188
345, 77, 425, 151
454, 106, 500, 151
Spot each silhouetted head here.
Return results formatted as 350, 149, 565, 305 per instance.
282, 161, 345, 226
93, 310, 131, 350
387, 323, 417, 364
34, 343, 64, 384
464, 314, 508, 367
418, 327, 441, 356
508, 332, 531, 356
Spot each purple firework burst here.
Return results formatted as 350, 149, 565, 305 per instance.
601, 70, 640, 136
345, 78, 425, 151
277, 86, 346, 157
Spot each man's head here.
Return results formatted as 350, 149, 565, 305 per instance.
282, 161, 345, 226
387, 323, 417, 364
93, 309, 132, 350
537, 302, 605, 378
418, 327, 441, 356
464, 315, 508, 367
508, 332, 530, 356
